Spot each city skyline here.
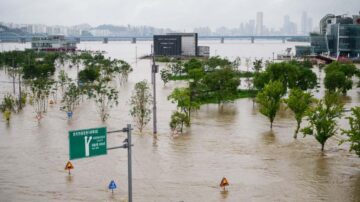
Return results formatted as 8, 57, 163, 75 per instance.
0, 12, 323, 36
0, 0, 359, 31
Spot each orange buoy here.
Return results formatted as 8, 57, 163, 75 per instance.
220, 177, 229, 190
65, 161, 74, 175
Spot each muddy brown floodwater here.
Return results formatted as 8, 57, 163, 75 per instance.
0, 41, 359, 202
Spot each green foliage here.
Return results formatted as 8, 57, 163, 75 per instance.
256, 81, 284, 129
78, 54, 132, 85
155, 56, 172, 63
20, 92, 27, 106
205, 56, 232, 70
160, 68, 172, 86
198, 90, 258, 105
237, 71, 255, 78
253, 61, 317, 92
61, 82, 81, 117
167, 85, 201, 131
1, 50, 63, 121
324, 61, 356, 94
284, 88, 314, 138
3, 110, 11, 122
1, 94, 16, 122
202, 67, 240, 104
58, 70, 70, 92
168, 61, 183, 76
76, 52, 130, 121
130, 80, 152, 132
87, 79, 119, 122
296, 67, 318, 91
170, 111, 190, 134
325, 62, 357, 77
183, 58, 203, 74
29, 78, 54, 121
340, 107, 360, 157
253, 71, 270, 90
78, 66, 100, 83
168, 87, 200, 122
23, 62, 55, 79
232, 57, 241, 69
0, 94, 16, 113
113, 59, 132, 85
288, 59, 313, 69
252, 59, 263, 72
301, 91, 344, 151
169, 75, 189, 81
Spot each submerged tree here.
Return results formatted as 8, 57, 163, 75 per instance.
168, 61, 183, 77
232, 56, 241, 70
340, 106, 360, 157
301, 92, 344, 151
29, 78, 54, 121
87, 79, 119, 122
58, 70, 70, 93
160, 68, 172, 86
202, 67, 240, 105
0, 94, 16, 123
114, 59, 132, 85
168, 87, 200, 123
130, 80, 152, 133
256, 81, 285, 129
324, 62, 357, 94
252, 59, 263, 72
169, 111, 190, 134
284, 88, 314, 139
61, 82, 81, 119
253, 61, 317, 92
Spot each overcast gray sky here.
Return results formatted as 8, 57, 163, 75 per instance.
0, 0, 359, 30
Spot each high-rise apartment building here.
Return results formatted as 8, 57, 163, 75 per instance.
256, 12, 263, 36
301, 11, 313, 35
283, 15, 297, 35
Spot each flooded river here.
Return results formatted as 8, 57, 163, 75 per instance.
0, 41, 359, 202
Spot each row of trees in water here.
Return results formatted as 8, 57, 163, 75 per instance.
0, 50, 359, 156
159, 57, 360, 156
0, 50, 132, 123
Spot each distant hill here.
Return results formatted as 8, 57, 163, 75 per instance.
0, 25, 28, 36
72, 23, 92, 31
94, 24, 128, 32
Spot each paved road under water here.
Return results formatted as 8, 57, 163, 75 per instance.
0, 41, 359, 201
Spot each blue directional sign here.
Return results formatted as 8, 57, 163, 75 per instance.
67, 111, 73, 119
108, 180, 117, 190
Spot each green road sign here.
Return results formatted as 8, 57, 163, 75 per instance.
69, 127, 107, 160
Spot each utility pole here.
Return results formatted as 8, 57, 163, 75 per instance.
135, 46, 137, 63
126, 124, 133, 202
151, 45, 158, 135
272, 52, 275, 62
107, 124, 133, 202
18, 73, 21, 109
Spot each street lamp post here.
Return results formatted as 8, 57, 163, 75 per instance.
151, 45, 158, 135
272, 52, 275, 62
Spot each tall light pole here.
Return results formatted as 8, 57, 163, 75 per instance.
0, 39, 3, 52
272, 52, 275, 62
151, 44, 158, 135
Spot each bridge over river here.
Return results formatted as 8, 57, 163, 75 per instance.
0, 34, 309, 44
